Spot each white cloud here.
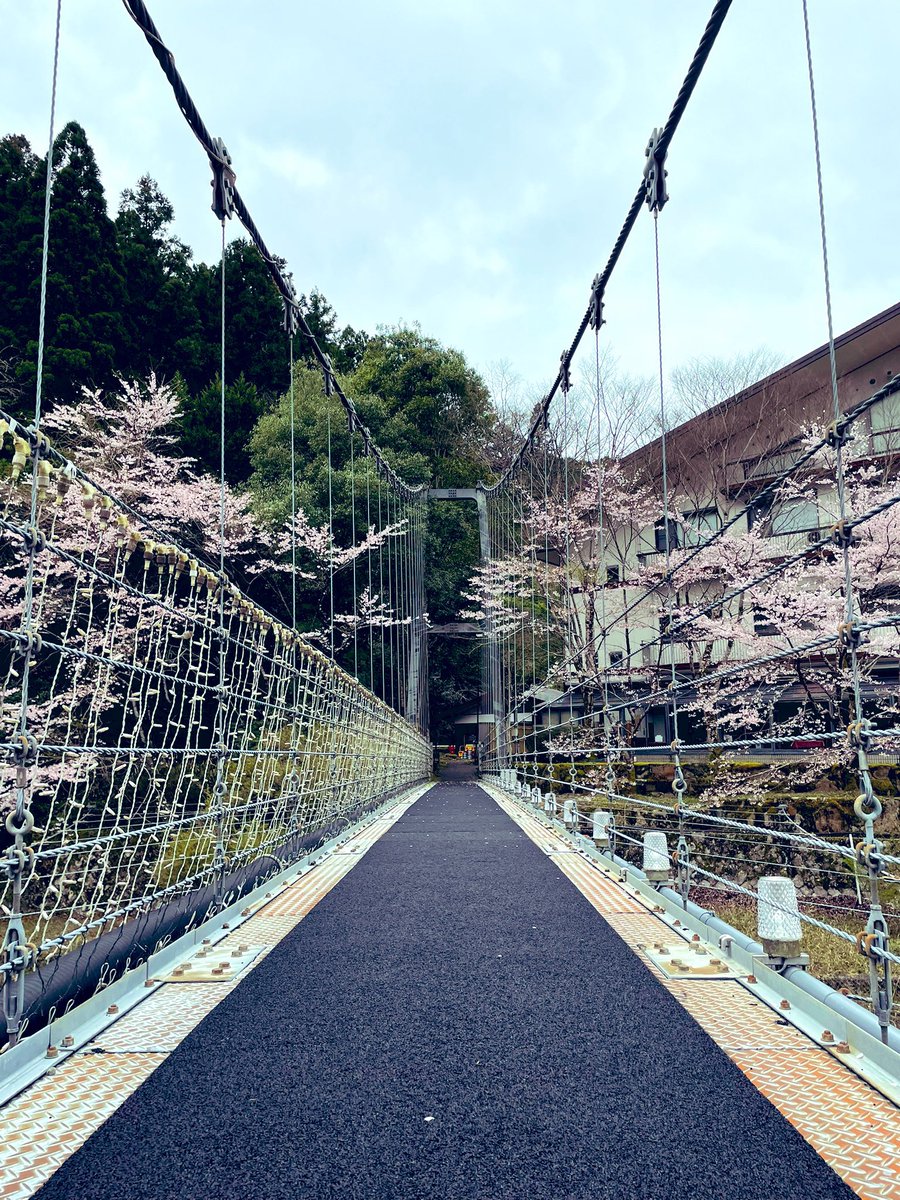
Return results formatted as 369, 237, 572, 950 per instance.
257, 145, 332, 190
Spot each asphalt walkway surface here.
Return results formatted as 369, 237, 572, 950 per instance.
35, 781, 852, 1199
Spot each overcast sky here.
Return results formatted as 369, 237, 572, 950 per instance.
2, 1, 898, 403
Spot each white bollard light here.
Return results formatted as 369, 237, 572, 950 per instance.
642, 832, 671, 883
592, 810, 613, 847
757, 876, 803, 959
562, 798, 577, 829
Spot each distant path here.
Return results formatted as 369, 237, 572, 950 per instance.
35, 782, 851, 1199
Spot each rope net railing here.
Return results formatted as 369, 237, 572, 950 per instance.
0, 413, 430, 1049
0, 0, 433, 1053
474, 0, 898, 1037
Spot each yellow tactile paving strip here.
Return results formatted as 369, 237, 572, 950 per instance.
0, 787, 430, 1200
491, 788, 900, 1200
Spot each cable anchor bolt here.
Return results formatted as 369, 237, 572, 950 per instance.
209, 137, 236, 222
643, 127, 669, 213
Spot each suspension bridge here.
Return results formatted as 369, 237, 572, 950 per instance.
1, 1, 899, 1197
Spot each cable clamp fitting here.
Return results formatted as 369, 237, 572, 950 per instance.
855, 920, 889, 961
9, 732, 38, 770
837, 620, 866, 650
2, 842, 35, 883
282, 279, 299, 336
323, 353, 335, 397
11, 630, 43, 660
855, 835, 884, 873
24, 425, 51, 456
846, 719, 872, 750
825, 419, 852, 449
559, 352, 572, 395
643, 127, 669, 213
830, 519, 860, 549
589, 274, 605, 331
21, 524, 47, 554
209, 137, 236, 222
0, 933, 36, 976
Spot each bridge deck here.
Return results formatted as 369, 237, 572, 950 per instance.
26, 775, 857, 1199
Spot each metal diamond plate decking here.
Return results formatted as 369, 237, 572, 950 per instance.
0, 1054, 167, 1200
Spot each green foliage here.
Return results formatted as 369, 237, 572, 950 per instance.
248, 331, 498, 738
182, 373, 264, 482
115, 174, 200, 385
352, 326, 494, 486
0, 122, 504, 739
0, 124, 369, 467
1, 123, 130, 407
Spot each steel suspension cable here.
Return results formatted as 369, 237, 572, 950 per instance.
120, 0, 423, 502
484, 0, 734, 495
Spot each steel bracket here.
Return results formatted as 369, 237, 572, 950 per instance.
643, 127, 669, 212
209, 137, 235, 221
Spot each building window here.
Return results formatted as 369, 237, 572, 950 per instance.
744, 446, 800, 481
654, 517, 681, 553
682, 506, 719, 547
870, 391, 900, 455
770, 496, 820, 536
747, 493, 773, 532
753, 607, 778, 636
606, 564, 620, 585
609, 650, 624, 667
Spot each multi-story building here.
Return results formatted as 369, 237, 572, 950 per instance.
584, 301, 900, 748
